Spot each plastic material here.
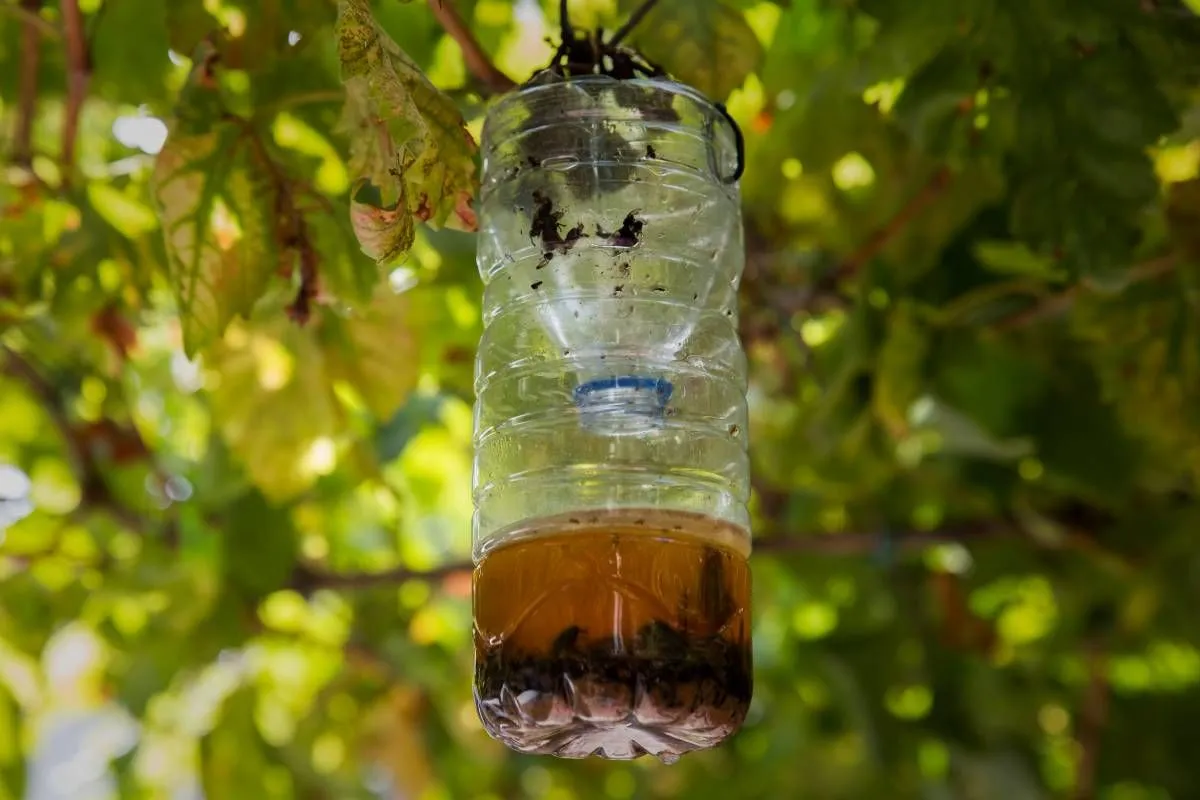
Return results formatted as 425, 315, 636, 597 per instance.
472, 75, 753, 761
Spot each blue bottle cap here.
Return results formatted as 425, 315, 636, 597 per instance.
573, 376, 673, 434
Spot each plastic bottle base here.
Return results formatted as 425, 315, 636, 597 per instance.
475, 685, 746, 763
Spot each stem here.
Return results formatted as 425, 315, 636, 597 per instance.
426, 0, 515, 95
3, 0, 58, 37
232, 116, 323, 323
59, 0, 90, 175
293, 560, 471, 592
994, 254, 1178, 331
608, 0, 662, 47
13, 0, 42, 166
0, 346, 151, 533
1, 346, 81, 478
1072, 640, 1110, 800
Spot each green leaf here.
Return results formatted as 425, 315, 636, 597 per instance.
872, 301, 929, 439
90, 0, 171, 106
0, 683, 24, 799
1166, 178, 1200, 261
908, 396, 1035, 462
972, 240, 1066, 280
201, 688, 292, 800
208, 327, 340, 501
620, 0, 764, 101
165, 1, 221, 59
336, 0, 479, 265
375, 392, 445, 463
223, 490, 298, 599
891, 45, 979, 159
855, 0, 975, 85
153, 125, 277, 357
319, 284, 421, 420
309, 209, 380, 306
87, 183, 160, 239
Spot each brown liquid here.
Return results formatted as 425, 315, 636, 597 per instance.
472, 509, 752, 762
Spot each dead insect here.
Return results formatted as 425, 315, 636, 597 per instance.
529, 191, 564, 246
608, 211, 644, 248
529, 191, 588, 256
551, 625, 584, 656
636, 619, 690, 660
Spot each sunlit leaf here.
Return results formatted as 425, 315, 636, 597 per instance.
87, 183, 160, 239
336, 0, 479, 265
208, 328, 339, 501
153, 123, 276, 357
620, 0, 765, 100
873, 301, 928, 440
319, 284, 421, 420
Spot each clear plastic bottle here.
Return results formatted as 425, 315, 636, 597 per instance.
471, 75, 752, 762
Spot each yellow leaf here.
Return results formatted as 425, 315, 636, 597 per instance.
336, 0, 478, 267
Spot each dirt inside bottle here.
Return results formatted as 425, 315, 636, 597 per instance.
472, 509, 752, 762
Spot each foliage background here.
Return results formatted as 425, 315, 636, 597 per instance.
2, 0, 1200, 797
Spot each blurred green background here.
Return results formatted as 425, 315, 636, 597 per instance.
2, 0, 1200, 797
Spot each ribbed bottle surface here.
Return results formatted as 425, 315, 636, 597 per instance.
472, 76, 752, 761
473, 76, 750, 555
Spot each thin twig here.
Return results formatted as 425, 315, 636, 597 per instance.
608, 0, 662, 47
13, 0, 42, 166
754, 521, 1013, 556
292, 560, 471, 592
1, 0, 58, 37
1072, 640, 1110, 800
1, 346, 83, 478
231, 116, 323, 322
426, 0, 515, 95
59, 0, 90, 174
0, 346, 151, 533
829, 166, 954, 287
994, 253, 1179, 331
293, 512, 1141, 593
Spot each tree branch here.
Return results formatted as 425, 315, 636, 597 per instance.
994, 253, 1179, 331
0, 346, 152, 533
2, 346, 83, 477
426, 0, 515, 95
13, 0, 43, 167
1, 0, 57, 36
292, 560, 470, 592
829, 166, 954, 288
291, 520, 1022, 593
59, 0, 90, 174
